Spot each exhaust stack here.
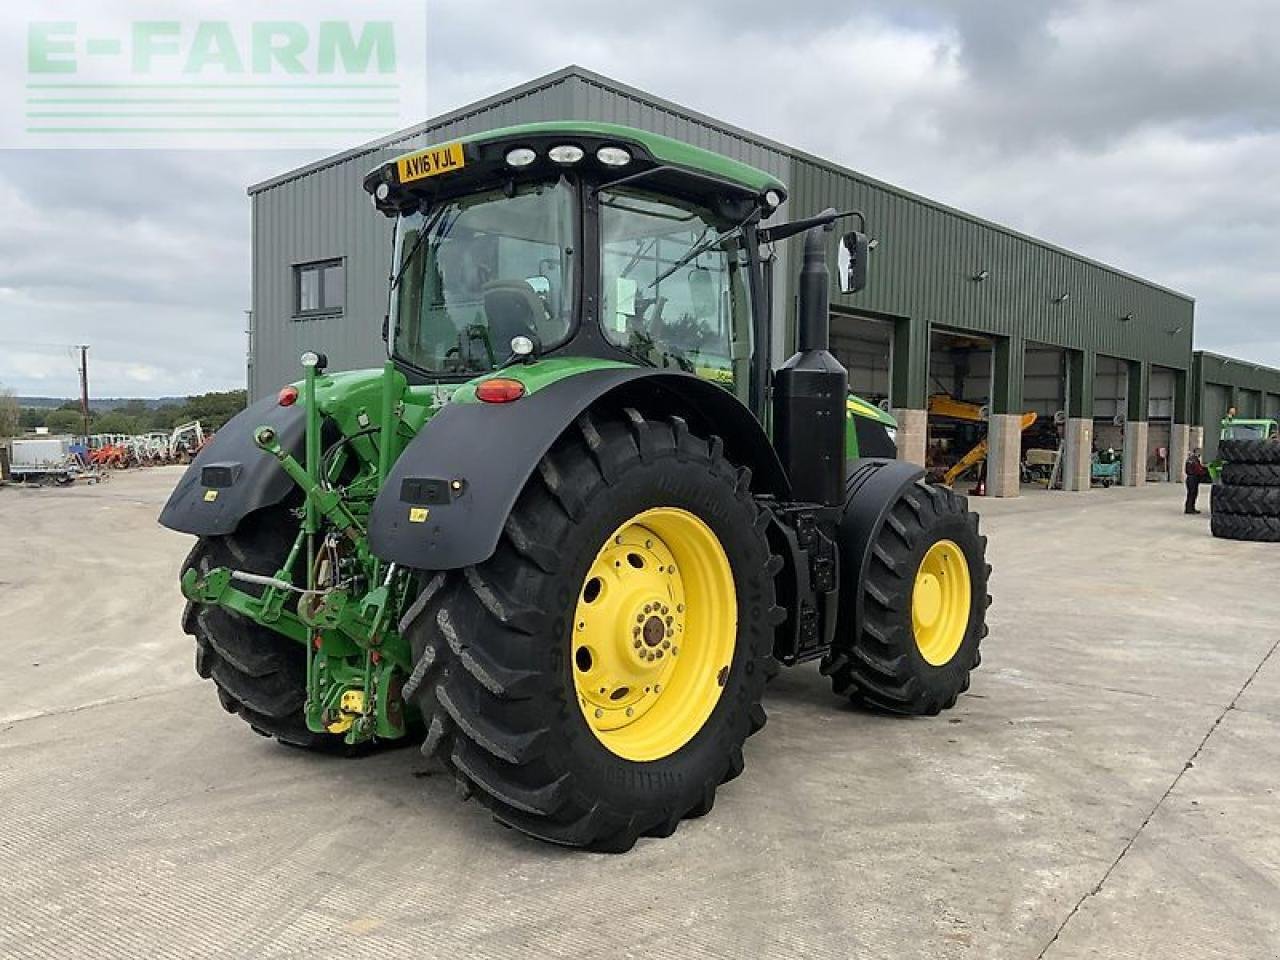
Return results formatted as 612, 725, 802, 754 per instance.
772, 217, 849, 507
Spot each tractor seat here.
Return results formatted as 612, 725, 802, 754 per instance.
482, 280, 546, 352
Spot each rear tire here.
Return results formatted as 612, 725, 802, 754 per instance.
823, 480, 989, 715
1219, 439, 1280, 465
1210, 512, 1280, 542
400, 409, 779, 851
182, 508, 349, 751
1220, 463, 1280, 487
1211, 484, 1280, 517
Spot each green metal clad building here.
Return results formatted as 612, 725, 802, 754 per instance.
246, 66, 1267, 493
1193, 352, 1280, 460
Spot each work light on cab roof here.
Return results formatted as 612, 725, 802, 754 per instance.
363, 120, 789, 217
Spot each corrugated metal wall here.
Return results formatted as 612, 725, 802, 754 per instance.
787, 157, 1194, 370
249, 77, 578, 397
1193, 352, 1280, 444
250, 65, 1196, 404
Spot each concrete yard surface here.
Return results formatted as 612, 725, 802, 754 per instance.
1, 469, 1277, 959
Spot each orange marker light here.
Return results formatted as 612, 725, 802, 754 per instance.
278, 386, 299, 407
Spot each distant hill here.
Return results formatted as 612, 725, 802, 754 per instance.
18, 396, 185, 411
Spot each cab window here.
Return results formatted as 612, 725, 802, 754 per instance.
598, 188, 752, 399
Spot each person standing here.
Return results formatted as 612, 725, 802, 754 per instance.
1184, 448, 1208, 514
1222, 406, 1239, 439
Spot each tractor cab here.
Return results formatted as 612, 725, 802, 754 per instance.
1220, 417, 1279, 442
364, 122, 861, 420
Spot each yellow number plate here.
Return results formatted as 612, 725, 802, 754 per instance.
397, 143, 465, 183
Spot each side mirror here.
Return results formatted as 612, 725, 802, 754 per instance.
837, 230, 869, 294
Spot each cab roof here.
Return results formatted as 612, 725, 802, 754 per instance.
365, 121, 787, 212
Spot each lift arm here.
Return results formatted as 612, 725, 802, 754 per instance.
928, 394, 987, 422
942, 411, 1038, 486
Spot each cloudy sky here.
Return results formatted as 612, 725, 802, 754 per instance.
1, 0, 1277, 397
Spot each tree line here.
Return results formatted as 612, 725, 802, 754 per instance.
0, 387, 247, 438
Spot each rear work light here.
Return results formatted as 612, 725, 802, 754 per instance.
548, 144, 585, 164
278, 386, 299, 406
505, 147, 537, 168
475, 378, 526, 403
596, 146, 632, 167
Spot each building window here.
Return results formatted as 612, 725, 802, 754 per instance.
294, 258, 344, 317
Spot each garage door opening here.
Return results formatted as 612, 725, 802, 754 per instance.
1202, 382, 1231, 462
1020, 342, 1068, 488
926, 329, 993, 489
830, 312, 891, 407
1093, 355, 1128, 452
1148, 366, 1177, 480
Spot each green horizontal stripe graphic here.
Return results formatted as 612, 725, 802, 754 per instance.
27, 82, 401, 89
27, 126, 396, 133
27, 98, 400, 104
27, 112, 400, 118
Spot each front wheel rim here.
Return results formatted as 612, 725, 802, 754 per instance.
571, 507, 737, 762
911, 539, 972, 666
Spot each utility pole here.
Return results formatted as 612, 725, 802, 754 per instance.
76, 345, 90, 437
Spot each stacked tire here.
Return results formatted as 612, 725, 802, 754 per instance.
1210, 439, 1280, 542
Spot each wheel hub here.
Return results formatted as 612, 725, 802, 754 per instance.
571, 507, 735, 762
911, 539, 972, 667
914, 574, 943, 627
641, 615, 665, 648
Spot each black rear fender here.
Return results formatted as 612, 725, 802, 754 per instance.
368, 368, 787, 571
158, 396, 305, 537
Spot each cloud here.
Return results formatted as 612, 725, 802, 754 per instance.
0, 146, 314, 396
1, 0, 1278, 398
427, 0, 1280, 367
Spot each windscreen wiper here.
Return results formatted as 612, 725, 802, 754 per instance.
648, 216, 753, 290
389, 205, 449, 292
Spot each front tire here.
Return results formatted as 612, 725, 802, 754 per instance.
823, 480, 989, 714
400, 409, 780, 851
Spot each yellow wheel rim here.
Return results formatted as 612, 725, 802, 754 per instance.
571, 507, 736, 762
911, 539, 972, 666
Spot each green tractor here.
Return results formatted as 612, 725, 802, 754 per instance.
161, 122, 990, 850
1207, 415, 1280, 483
